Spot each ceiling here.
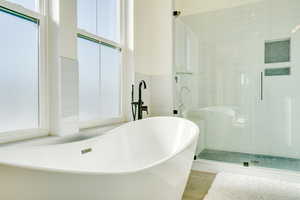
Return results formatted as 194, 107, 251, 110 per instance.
174, 0, 263, 16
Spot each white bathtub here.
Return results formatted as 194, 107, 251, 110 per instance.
0, 117, 199, 200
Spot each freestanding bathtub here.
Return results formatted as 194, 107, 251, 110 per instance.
0, 117, 199, 200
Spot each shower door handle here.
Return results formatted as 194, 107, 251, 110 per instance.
260, 72, 263, 101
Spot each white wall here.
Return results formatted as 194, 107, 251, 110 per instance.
134, 0, 174, 116
134, 0, 173, 76
122, 0, 136, 121
48, 0, 79, 136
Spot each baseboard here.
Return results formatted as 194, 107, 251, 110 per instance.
193, 159, 300, 184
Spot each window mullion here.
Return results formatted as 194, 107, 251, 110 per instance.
0, 1, 42, 20
77, 33, 99, 44
77, 31, 122, 50
98, 42, 102, 117
0, 5, 39, 23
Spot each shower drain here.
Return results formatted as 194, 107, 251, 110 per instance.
243, 160, 260, 167
251, 160, 260, 164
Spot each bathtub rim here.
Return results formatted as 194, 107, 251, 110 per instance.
0, 117, 199, 175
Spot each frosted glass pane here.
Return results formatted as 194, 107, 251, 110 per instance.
97, 0, 120, 42
0, 11, 39, 132
77, 0, 97, 34
100, 45, 121, 117
78, 38, 101, 121
6, 0, 38, 12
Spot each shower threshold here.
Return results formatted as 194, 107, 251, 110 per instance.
198, 149, 300, 172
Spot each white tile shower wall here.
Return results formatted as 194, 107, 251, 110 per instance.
150, 75, 173, 117
134, 73, 174, 117
179, 0, 300, 158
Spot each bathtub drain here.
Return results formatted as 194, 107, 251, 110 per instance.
81, 148, 92, 154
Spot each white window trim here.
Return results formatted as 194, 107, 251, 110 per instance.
77, 0, 126, 129
77, 29, 123, 50
0, 0, 49, 143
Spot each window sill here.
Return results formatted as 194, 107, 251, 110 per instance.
0, 129, 49, 145
79, 117, 126, 129
0, 122, 126, 147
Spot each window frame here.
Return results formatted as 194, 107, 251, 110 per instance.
0, 0, 48, 143
77, 0, 125, 129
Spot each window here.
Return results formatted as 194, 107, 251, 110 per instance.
97, 0, 120, 42
77, 0, 120, 42
78, 37, 101, 121
77, 0, 122, 124
5, 0, 39, 12
0, 1, 45, 135
100, 44, 121, 117
77, 0, 97, 35
78, 37, 121, 121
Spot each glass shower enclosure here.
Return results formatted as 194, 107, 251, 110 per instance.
173, 0, 300, 171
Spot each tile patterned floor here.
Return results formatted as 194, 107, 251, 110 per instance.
183, 171, 216, 200
199, 149, 300, 171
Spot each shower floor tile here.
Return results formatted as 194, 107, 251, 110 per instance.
198, 149, 300, 172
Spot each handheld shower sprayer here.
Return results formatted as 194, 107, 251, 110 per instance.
131, 85, 138, 120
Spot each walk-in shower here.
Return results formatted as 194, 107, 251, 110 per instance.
173, 0, 300, 172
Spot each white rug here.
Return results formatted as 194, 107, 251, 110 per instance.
204, 173, 300, 200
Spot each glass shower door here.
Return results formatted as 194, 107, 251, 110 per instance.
174, 0, 300, 171
253, 41, 300, 170
251, 0, 300, 170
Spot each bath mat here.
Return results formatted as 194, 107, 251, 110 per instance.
204, 172, 300, 200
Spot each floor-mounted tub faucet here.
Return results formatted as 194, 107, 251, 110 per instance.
131, 80, 148, 120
